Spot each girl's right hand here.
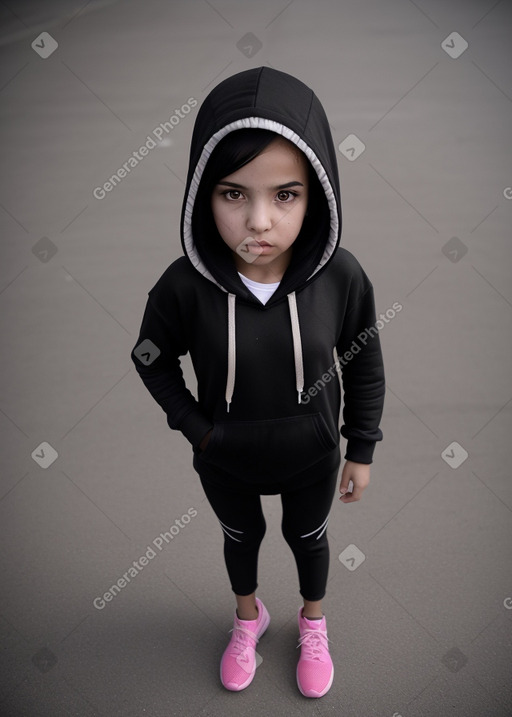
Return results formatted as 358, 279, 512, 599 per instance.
198, 429, 213, 453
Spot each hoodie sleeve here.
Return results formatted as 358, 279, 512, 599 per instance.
335, 267, 385, 464
130, 284, 213, 451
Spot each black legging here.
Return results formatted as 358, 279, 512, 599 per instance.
199, 468, 339, 602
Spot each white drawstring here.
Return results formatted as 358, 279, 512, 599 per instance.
224, 291, 305, 410
225, 293, 236, 412
287, 292, 304, 403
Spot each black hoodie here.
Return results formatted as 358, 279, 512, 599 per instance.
131, 67, 385, 491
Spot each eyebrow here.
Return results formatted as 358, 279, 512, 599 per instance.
217, 180, 304, 190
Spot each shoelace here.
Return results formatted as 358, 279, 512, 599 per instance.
227, 624, 260, 658
297, 628, 331, 661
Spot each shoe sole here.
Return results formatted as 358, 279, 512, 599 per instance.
220, 605, 271, 691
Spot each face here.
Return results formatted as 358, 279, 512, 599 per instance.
211, 136, 309, 281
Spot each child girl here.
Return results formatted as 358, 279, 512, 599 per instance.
131, 66, 385, 698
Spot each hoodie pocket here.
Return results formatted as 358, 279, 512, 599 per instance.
198, 412, 337, 482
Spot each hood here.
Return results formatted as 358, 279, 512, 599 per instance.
179, 66, 343, 412
181, 66, 342, 300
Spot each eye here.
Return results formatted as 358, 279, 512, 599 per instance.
222, 190, 244, 201
276, 190, 298, 203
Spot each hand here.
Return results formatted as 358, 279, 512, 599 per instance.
339, 460, 370, 503
198, 429, 213, 453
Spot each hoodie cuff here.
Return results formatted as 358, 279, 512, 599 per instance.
344, 437, 376, 465
172, 410, 214, 450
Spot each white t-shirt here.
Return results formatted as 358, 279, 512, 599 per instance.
238, 272, 280, 305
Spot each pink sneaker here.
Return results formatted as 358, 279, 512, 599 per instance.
296, 607, 334, 698
220, 597, 270, 691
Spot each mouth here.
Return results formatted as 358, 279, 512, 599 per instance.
237, 237, 274, 258
246, 242, 273, 253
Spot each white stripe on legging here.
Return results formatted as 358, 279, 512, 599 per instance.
300, 515, 329, 541
219, 519, 243, 543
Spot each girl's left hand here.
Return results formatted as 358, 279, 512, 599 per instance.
339, 460, 370, 503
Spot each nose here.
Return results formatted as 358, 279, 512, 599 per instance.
246, 198, 272, 234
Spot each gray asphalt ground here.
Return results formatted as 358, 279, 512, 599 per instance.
1, 1, 511, 715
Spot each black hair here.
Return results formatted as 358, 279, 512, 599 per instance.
191, 128, 329, 281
